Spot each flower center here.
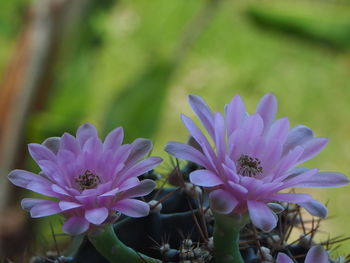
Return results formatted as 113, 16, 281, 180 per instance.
237, 155, 263, 177
75, 170, 101, 191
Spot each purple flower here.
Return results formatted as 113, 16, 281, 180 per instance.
165, 94, 349, 232
276, 246, 328, 263
8, 123, 162, 235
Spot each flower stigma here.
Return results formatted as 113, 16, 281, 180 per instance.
237, 155, 263, 177
75, 170, 101, 191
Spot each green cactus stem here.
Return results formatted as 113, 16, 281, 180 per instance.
88, 224, 161, 263
213, 212, 249, 263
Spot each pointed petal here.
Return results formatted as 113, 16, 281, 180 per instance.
214, 113, 226, 159
60, 133, 80, 155
276, 253, 294, 263
113, 199, 150, 217
126, 138, 152, 166
299, 200, 328, 218
266, 117, 290, 143
164, 142, 208, 168
188, 94, 215, 139
209, 189, 237, 214
248, 200, 277, 232
190, 170, 223, 187
255, 93, 277, 130
121, 179, 156, 198
85, 207, 109, 225
305, 246, 328, 263
59, 201, 82, 211
42, 137, 60, 154
21, 198, 60, 218
103, 127, 124, 151
242, 114, 264, 139
268, 193, 312, 203
226, 95, 246, 135
297, 138, 328, 164
275, 146, 303, 177
76, 123, 98, 147
28, 143, 56, 163
8, 169, 50, 188
283, 125, 314, 154
121, 157, 162, 180
62, 216, 89, 235
291, 172, 349, 188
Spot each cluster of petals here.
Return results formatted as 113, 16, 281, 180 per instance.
8, 123, 162, 235
165, 93, 349, 232
276, 245, 328, 263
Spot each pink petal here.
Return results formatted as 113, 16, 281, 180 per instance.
299, 200, 328, 218
283, 125, 314, 155
214, 113, 226, 160
255, 93, 277, 130
226, 95, 246, 135
297, 138, 328, 164
247, 200, 277, 232
8, 169, 50, 188
188, 94, 215, 140
8, 170, 59, 197
190, 170, 223, 187
274, 146, 303, 177
118, 177, 140, 191
121, 157, 162, 180
121, 179, 155, 199
76, 123, 98, 147
268, 193, 312, 203
21, 198, 60, 218
305, 246, 328, 263
28, 143, 56, 163
103, 127, 124, 151
85, 207, 109, 225
209, 189, 237, 214
59, 201, 82, 211
60, 133, 80, 156
276, 253, 293, 263
62, 216, 89, 235
126, 138, 152, 166
113, 199, 150, 217
241, 114, 264, 140
181, 114, 218, 170
42, 137, 60, 154
164, 142, 209, 168
266, 117, 290, 143
291, 172, 349, 188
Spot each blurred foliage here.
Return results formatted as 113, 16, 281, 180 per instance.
247, 1, 350, 49
2, 0, 350, 256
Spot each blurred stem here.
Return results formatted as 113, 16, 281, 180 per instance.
213, 212, 249, 263
88, 224, 161, 263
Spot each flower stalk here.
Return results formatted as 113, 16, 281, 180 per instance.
213, 212, 249, 263
88, 224, 161, 263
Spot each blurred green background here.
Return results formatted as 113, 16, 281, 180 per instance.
1, 0, 350, 258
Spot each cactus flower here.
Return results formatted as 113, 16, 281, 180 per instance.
165, 93, 349, 232
276, 245, 328, 263
9, 123, 162, 235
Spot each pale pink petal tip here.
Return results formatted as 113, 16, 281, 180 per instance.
305, 246, 328, 263
276, 253, 294, 263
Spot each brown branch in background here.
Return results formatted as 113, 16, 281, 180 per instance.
0, 0, 92, 260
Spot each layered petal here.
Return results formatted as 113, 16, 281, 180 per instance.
113, 199, 150, 217
247, 200, 277, 232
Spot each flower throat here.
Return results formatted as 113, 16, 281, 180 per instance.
76, 170, 101, 191
237, 155, 263, 177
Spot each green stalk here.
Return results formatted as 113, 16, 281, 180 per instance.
213, 212, 249, 263
88, 224, 161, 263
